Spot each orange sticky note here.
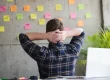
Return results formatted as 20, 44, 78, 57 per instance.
10, 5, 17, 12
58, 18, 63, 21
24, 5, 30, 11
68, 0, 74, 4
78, 20, 84, 27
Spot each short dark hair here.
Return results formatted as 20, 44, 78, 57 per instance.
46, 19, 64, 32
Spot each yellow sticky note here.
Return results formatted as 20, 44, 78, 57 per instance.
4, 15, 10, 21
37, 5, 44, 11
68, 0, 74, 4
78, 20, 84, 27
56, 4, 62, 10
10, 5, 17, 12
39, 19, 46, 25
24, 5, 30, 11
0, 26, 5, 32
30, 14, 37, 19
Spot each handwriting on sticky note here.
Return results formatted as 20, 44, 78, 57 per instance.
39, 19, 46, 25
10, 5, 17, 12
30, 14, 37, 19
56, 4, 62, 10
24, 5, 30, 11
64, 27, 71, 31
70, 13, 76, 19
78, 20, 84, 27
78, 4, 84, 10
24, 23, 31, 30
68, 0, 74, 4
86, 12, 92, 18
0, 6, 6, 12
17, 14, 23, 20
37, 5, 44, 11
44, 13, 51, 19
0, 26, 5, 32
4, 15, 10, 22
7, 0, 13, 2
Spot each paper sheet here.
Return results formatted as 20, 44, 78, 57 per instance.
0, 6, 6, 12
24, 5, 30, 11
4, 15, 10, 22
37, 5, 44, 11
39, 19, 46, 25
10, 5, 17, 12
56, 4, 62, 10
70, 13, 76, 19
68, 0, 74, 4
44, 13, 51, 19
86, 12, 92, 18
0, 26, 5, 32
78, 4, 84, 10
78, 20, 84, 27
30, 14, 37, 19
24, 23, 31, 30
16, 14, 23, 20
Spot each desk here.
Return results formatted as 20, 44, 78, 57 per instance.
46, 76, 110, 80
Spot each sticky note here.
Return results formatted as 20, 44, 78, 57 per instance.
0, 26, 5, 32
70, 13, 76, 19
10, 5, 17, 12
56, 4, 62, 10
78, 4, 85, 10
24, 5, 30, 11
64, 27, 71, 31
24, 23, 31, 30
78, 20, 84, 27
58, 18, 63, 21
37, 5, 44, 11
7, 0, 13, 2
4, 15, 10, 22
68, 0, 74, 4
16, 14, 23, 20
16, 34, 19, 40
44, 13, 51, 19
39, 19, 46, 25
86, 12, 92, 18
30, 14, 37, 19
0, 6, 6, 12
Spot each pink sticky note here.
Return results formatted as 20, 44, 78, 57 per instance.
0, 6, 6, 12
64, 27, 71, 31
70, 13, 76, 19
24, 23, 31, 30
44, 13, 51, 19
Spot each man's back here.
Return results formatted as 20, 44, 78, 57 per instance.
19, 31, 85, 79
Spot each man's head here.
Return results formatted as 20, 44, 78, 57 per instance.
46, 19, 64, 32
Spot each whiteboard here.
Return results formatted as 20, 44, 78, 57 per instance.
86, 48, 110, 78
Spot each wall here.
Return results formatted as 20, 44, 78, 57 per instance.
0, 0, 102, 78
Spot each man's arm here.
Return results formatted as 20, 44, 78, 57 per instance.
57, 28, 85, 56
68, 28, 85, 55
25, 31, 60, 43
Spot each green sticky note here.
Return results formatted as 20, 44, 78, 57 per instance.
7, 0, 13, 1
78, 4, 84, 10
86, 12, 92, 18
16, 14, 23, 20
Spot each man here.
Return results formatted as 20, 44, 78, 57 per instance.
19, 19, 85, 79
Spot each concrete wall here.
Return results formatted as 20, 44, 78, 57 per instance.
0, 0, 102, 78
